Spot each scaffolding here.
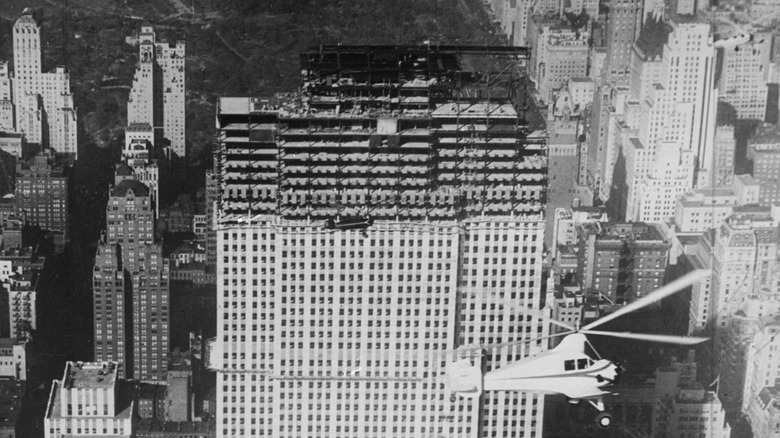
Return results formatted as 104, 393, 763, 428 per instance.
216, 45, 547, 225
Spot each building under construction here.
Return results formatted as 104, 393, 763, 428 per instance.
217, 45, 545, 224
213, 45, 550, 438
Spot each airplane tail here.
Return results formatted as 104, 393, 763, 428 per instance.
440, 359, 482, 398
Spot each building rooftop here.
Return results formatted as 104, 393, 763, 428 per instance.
136, 419, 216, 434
758, 384, 780, 411
115, 162, 134, 177
750, 124, 780, 146
111, 179, 150, 198
127, 122, 153, 132
634, 15, 672, 61
0, 132, 23, 140
63, 361, 117, 390
46, 381, 133, 421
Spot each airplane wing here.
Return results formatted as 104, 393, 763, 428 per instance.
560, 387, 612, 400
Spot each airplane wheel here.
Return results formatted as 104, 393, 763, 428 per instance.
596, 412, 613, 429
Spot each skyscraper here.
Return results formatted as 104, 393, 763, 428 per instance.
11, 9, 78, 157
44, 361, 133, 438
127, 26, 186, 159
0, 62, 12, 131
605, 0, 644, 85
623, 18, 717, 222
15, 149, 69, 239
211, 45, 548, 438
716, 31, 772, 122
94, 179, 169, 381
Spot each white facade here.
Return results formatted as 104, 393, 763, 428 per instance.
44, 362, 133, 438
744, 319, 780, 414
0, 339, 26, 380
127, 27, 186, 158
7, 278, 35, 339
674, 189, 738, 233
717, 32, 771, 121
655, 385, 731, 438
568, 77, 595, 109
215, 219, 547, 438
490, 0, 536, 48
531, 20, 590, 103
11, 11, 78, 156
687, 245, 713, 334
625, 20, 717, 222
0, 61, 13, 131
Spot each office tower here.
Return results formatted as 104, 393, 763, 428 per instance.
629, 15, 669, 102
7, 272, 36, 339
594, 87, 637, 203
122, 123, 162, 215
575, 222, 670, 304
492, 0, 535, 46
673, 176, 759, 234
0, 62, 12, 131
652, 357, 731, 438
605, 0, 643, 85
95, 179, 169, 381
705, 125, 736, 188
528, 15, 590, 102
717, 289, 780, 414
212, 46, 548, 438
205, 169, 218, 268
623, 18, 717, 222
15, 149, 69, 239
717, 31, 772, 122
93, 244, 128, 377
747, 125, 780, 206
44, 362, 133, 438
711, 211, 779, 329
744, 318, 780, 419
127, 27, 186, 159
686, 233, 714, 334
11, 10, 78, 157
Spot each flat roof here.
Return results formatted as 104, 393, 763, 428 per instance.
63, 362, 117, 389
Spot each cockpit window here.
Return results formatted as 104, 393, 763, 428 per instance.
564, 360, 575, 371
577, 358, 588, 369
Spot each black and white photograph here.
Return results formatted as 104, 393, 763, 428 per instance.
0, 0, 776, 436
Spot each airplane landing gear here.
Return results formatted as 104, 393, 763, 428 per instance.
595, 412, 613, 428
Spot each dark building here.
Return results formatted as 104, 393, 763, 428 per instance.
0, 378, 25, 438
577, 222, 671, 304
94, 178, 169, 382
14, 149, 68, 239
158, 193, 194, 234
93, 244, 128, 377
204, 170, 217, 268
135, 419, 215, 438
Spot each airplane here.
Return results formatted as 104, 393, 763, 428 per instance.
440, 269, 711, 429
